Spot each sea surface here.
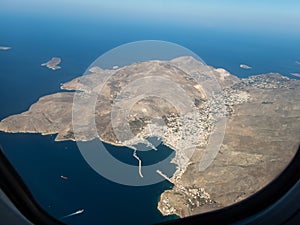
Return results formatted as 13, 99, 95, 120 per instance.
0, 11, 300, 225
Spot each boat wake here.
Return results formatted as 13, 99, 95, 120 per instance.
60, 209, 84, 219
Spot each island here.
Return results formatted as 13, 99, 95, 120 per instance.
291, 73, 300, 78
0, 56, 299, 218
0, 46, 11, 51
240, 64, 252, 69
41, 57, 61, 70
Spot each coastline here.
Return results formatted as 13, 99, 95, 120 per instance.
0, 56, 299, 219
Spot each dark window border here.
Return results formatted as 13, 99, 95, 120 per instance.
0, 145, 299, 225
0, 146, 66, 225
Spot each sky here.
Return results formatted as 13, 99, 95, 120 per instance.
1, 0, 300, 34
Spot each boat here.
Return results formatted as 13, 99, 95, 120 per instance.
60, 209, 84, 219
76, 209, 84, 214
60, 175, 68, 180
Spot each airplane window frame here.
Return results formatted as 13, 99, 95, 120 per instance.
0, 145, 299, 225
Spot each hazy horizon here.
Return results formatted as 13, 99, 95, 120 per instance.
1, 0, 300, 36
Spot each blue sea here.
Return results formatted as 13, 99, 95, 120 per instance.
0, 9, 300, 225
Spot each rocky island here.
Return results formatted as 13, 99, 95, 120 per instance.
41, 57, 61, 70
0, 56, 299, 218
0, 46, 11, 51
240, 64, 252, 69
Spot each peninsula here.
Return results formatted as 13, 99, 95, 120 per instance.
0, 56, 299, 218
